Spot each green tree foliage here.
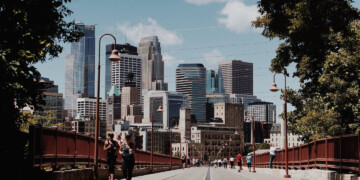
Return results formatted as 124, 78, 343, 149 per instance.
0, 0, 82, 178
20, 110, 63, 133
253, 0, 360, 142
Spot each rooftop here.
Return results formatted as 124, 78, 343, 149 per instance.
178, 63, 204, 68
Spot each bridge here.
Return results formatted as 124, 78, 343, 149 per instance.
29, 125, 360, 179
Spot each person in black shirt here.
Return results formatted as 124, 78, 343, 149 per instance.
104, 133, 119, 180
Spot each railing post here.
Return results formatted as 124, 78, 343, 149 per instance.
325, 137, 328, 170
299, 145, 302, 169
88, 133, 91, 167
314, 140, 317, 169
340, 135, 342, 173
307, 145, 310, 169
40, 125, 43, 168
293, 147, 295, 169
72, 130, 77, 169
358, 132, 360, 172
52, 126, 58, 170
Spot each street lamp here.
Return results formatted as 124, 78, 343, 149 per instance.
169, 118, 178, 170
94, 34, 121, 180
270, 72, 291, 178
150, 98, 163, 173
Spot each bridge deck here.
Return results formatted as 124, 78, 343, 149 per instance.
133, 166, 293, 180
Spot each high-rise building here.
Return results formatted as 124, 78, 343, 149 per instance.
77, 97, 107, 138
143, 91, 185, 129
247, 101, 276, 123
138, 36, 168, 91
218, 60, 253, 95
213, 103, 244, 128
65, 23, 95, 117
206, 94, 230, 121
106, 85, 121, 131
206, 69, 225, 94
121, 72, 142, 123
176, 64, 206, 123
105, 43, 141, 99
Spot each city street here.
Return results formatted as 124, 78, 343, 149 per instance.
133, 167, 287, 180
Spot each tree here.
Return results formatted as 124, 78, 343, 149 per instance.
0, 0, 82, 178
253, 0, 360, 142
20, 110, 63, 133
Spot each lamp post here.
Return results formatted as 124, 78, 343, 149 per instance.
252, 112, 256, 173
150, 98, 163, 173
94, 34, 122, 180
169, 118, 178, 170
270, 72, 291, 178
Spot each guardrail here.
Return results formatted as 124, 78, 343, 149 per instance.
241, 134, 360, 172
29, 125, 181, 169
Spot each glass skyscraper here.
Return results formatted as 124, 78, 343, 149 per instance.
176, 64, 206, 123
65, 23, 95, 117
206, 69, 225, 94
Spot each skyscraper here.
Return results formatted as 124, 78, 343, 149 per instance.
176, 64, 206, 123
64, 23, 95, 118
105, 43, 140, 99
206, 69, 225, 94
121, 72, 142, 124
219, 60, 253, 95
138, 36, 168, 91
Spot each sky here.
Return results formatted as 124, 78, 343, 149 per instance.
35, 0, 360, 123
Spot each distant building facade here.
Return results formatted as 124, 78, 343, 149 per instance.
65, 23, 95, 118
143, 91, 185, 129
105, 43, 142, 99
219, 60, 253, 95
121, 73, 142, 123
106, 85, 121, 131
206, 69, 225, 94
264, 124, 304, 149
138, 36, 168, 91
176, 64, 206, 123
247, 101, 276, 123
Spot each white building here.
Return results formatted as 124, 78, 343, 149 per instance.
247, 101, 276, 123
77, 97, 107, 138
264, 124, 304, 149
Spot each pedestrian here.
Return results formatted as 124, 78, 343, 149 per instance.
104, 133, 119, 180
181, 153, 186, 169
218, 159, 222, 167
120, 134, 135, 180
116, 133, 124, 144
187, 157, 190, 168
229, 156, 234, 169
269, 144, 276, 168
236, 153, 242, 172
223, 157, 227, 169
246, 155, 252, 172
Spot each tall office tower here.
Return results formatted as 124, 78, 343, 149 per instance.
65, 23, 95, 118
121, 72, 142, 123
218, 60, 253, 95
77, 97, 107, 138
138, 36, 168, 91
229, 94, 261, 121
106, 85, 121, 131
105, 43, 141, 99
176, 64, 206, 123
247, 101, 276, 123
206, 69, 225, 94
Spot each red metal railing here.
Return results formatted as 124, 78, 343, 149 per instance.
29, 125, 181, 169
241, 134, 360, 172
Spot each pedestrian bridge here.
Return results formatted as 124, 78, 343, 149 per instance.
29, 126, 359, 179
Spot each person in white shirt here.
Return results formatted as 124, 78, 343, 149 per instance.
229, 156, 235, 169
269, 144, 276, 168
223, 157, 227, 169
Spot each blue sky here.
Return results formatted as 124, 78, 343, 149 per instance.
35, 0, 360, 123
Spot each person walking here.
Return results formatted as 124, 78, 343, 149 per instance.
181, 153, 186, 169
236, 153, 242, 172
104, 133, 119, 180
218, 159, 222, 167
229, 156, 234, 169
223, 157, 227, 169
246, 155, 252, 172
269, 144, 276, 168
120, 134, 135, 180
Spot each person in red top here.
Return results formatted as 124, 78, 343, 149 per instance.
236, 153, 242, 172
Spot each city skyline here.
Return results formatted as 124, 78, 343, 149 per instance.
34, 0, 360, 123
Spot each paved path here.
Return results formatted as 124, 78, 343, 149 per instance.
133, 166, 287, 180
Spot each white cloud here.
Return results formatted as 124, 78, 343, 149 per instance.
185, 0, 228, 5
217, 0, 260, 34
117, 18, 183, 46
163, 53, 184, 67
202, 49, 224, 67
